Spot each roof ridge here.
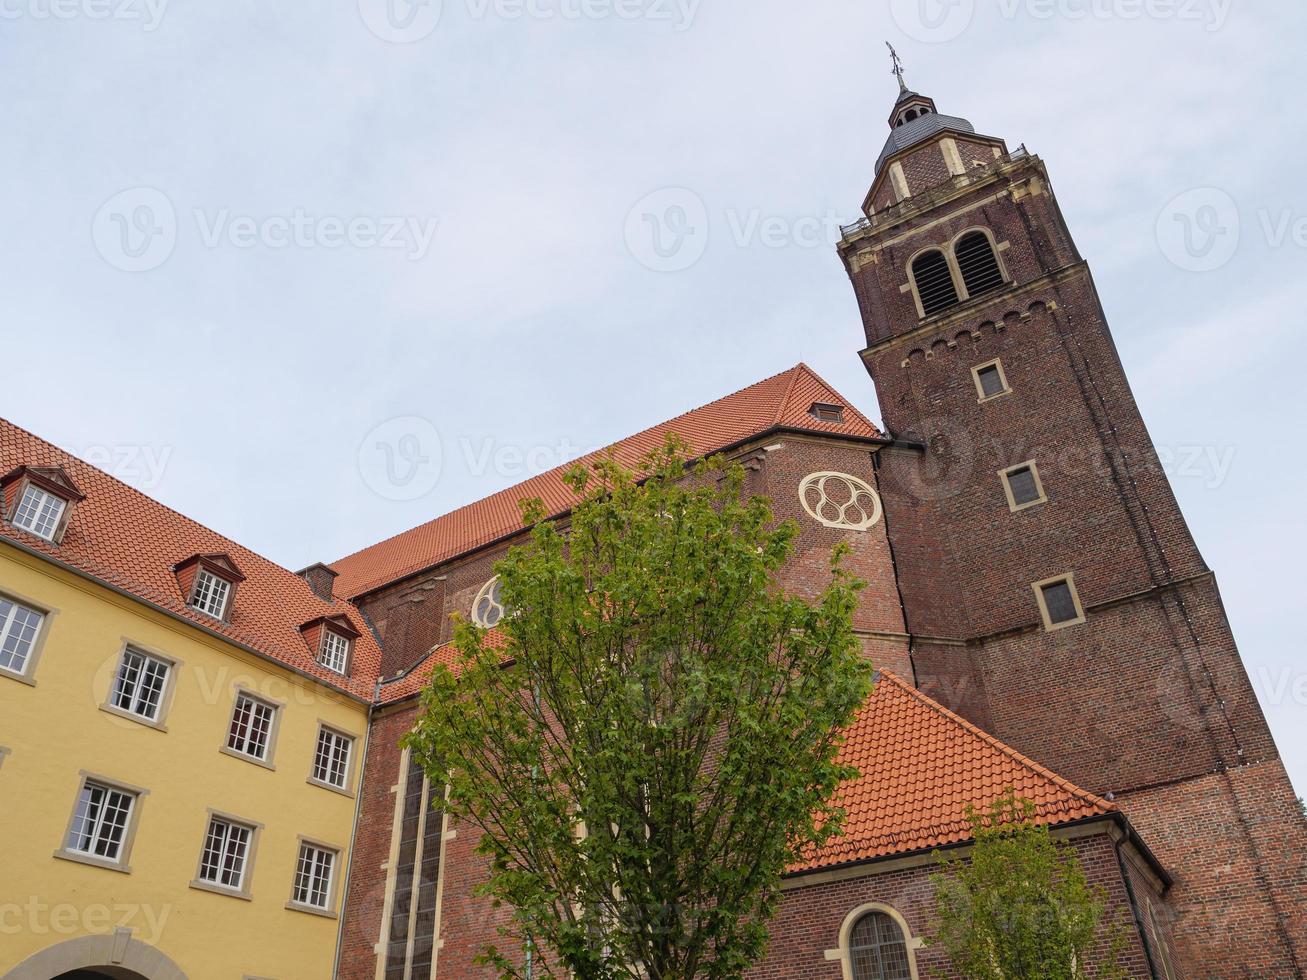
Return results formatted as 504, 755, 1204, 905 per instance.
0, 416, 334, 607
789, 362, 882, 434
879, 670, 1115, 816
772, 363, 804, 427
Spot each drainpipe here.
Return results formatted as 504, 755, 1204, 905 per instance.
332, 690, 378, 979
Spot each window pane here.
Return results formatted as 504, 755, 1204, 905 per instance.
0, 598, 44, 673
1007, 467, 1040, 506
978, 365, 1006, 398
13, 485, 66, 540
67, 782, 134, 862
1042, 581, 1080, 624
228, 694, 274, 759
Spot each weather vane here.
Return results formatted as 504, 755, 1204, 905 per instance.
886, 42, 908, 93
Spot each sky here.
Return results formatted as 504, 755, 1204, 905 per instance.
2, 1, 1303, 793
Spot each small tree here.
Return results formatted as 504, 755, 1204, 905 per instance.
931, 794, 1125, 980
406, 439, 873, 980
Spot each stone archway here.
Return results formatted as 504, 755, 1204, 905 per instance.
1, 931, 187, 980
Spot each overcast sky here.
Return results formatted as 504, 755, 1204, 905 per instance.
3, 1, 1303, 793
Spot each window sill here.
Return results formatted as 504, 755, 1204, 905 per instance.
219, 745, 277, 772
306, 776, 356, 799
1007, 498, 1047, 514
53, 848, 131, 875
0, 665, 37, 687
976, 388, 1012, 404
285, 900, 337, 920
190, 878, 253, 902
1043, 615, 1087, 633
100, 702, 169, 733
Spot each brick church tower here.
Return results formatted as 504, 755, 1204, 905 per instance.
839, 67, 1306, 975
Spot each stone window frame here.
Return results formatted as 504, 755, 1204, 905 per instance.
1032, 572, 1087, 632
189, 807, 265, 901
823, 902, 924, 980
53, 770, 150, 875
99, 638, 183, 733
0, 584, 57, 687
219, 687, 285, 772
307, 721, 359, 798
798, 471, 884, 532
286, 835, 345, 918
998, 460, 1048, 513
971, 357, 1012, 403
471, 575, 505, 629
903, 226, 1012, 320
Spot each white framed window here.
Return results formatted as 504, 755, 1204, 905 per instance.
291, 841, 337, 912
472, 576, 505, 628
110, 647, 172, 722
190, 569, 232, 619
227, 692, 278, 762
0, 595, 45, 677
319, 629, 351, 674
197, 815, 254, 893
12, 483, 66, 541
310, 726, 354, 792
65, 780, 137, 863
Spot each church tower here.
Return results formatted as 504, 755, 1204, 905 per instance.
841, 57, 1306, 976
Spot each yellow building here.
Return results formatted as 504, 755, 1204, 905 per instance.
0, 425, 379, 980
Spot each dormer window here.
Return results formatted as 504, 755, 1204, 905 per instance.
319, 629, 351, 674
174, 554, 245, 623
810, 402, 846, 424
298, 615, 361, 677
1, 466, 84, 544
13, 484, 65, 541
192, 569, 232, 619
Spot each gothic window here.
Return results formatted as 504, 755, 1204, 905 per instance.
472, 576, 505, 628
954, 230, 1006, 298
849, 911, 912, 980
383, 752, 447, 979
799, 472, 883, 532
910, 250, 960, 317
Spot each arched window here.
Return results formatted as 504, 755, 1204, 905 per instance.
911, 250, 960, 317
904, 109, 918, 122
849, 911, 912, 980
954, 230, 1005, 298
472, 576, 505, 627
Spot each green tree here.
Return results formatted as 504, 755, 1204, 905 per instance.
406, 439, 873, 980
931, 794, 1126, 980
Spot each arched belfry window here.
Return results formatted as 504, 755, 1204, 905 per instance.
954, 230, 1006, 299
911, 250, 960, 317
849, 911, 912, 980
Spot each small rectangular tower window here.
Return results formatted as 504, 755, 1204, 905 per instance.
999, 461, 1047, 512
1033, 574, 1086, 631
972, 359, 1010, 401
12, 484, 66, 541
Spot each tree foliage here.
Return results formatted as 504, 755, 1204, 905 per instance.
406, 439, 873, 980
931, 794, 1126, 980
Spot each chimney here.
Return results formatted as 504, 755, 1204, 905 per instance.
297, 563, 339, 602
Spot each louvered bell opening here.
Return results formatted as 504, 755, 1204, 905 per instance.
912, 250, 960, 317
955, 232, 1005, 298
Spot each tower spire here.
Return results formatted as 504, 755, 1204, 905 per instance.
886, 42, 908, 94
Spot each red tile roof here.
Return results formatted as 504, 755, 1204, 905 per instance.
332, 364, 883, 599
794, 671, 1115, 873
0, 418, 382, 700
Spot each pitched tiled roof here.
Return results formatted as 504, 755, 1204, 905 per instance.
333, 364, 883, 599
0, 419, 382, 700
794, 672, 1115, 873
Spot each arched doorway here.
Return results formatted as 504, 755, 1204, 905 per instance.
1, 934, 187, 980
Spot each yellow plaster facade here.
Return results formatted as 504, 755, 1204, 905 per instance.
0, 543, 370, 980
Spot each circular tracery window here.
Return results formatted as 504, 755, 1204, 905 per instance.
799, 472, 883, 532
472, 576, 505, 628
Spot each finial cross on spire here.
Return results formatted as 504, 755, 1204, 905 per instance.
886, 42, 908, 94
